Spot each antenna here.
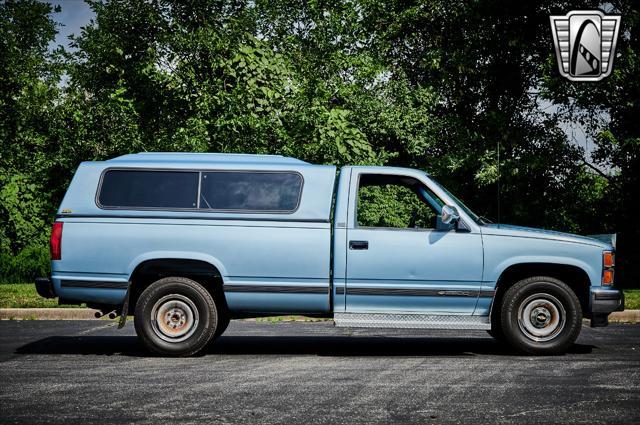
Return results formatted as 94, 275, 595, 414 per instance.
497, 138, 501, 227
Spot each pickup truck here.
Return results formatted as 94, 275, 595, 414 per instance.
36, 152, 624, 356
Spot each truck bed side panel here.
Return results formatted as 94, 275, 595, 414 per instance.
53, 219, 331, 312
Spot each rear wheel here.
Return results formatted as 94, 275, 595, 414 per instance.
501, 276, 582, 355
134, 277, 218, 356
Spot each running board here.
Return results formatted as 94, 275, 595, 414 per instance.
334, 312, 490, 330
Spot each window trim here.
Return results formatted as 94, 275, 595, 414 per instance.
95, 167, 305, 214
353, 172, 445, 231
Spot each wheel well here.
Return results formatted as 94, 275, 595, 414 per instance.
492, 263, 591, 320
127, 259, 227, 315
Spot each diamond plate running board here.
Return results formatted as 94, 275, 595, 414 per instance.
334, 312, 490, 330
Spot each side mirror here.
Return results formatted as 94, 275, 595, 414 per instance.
441, 205, 460, 225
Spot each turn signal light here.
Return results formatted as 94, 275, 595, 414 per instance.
603, 251, 614, 268
602, 269, 614, 286
50, 222, 63, 260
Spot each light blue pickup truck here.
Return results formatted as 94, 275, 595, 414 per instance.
36, 152, 623, 356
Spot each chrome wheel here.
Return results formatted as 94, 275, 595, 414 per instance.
517, 293, 566, 342
150, 294, 199, 343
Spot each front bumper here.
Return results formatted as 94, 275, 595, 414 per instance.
35, 277, 56, 299
590, 287, 624, 327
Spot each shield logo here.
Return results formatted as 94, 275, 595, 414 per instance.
550, 10, 621, 82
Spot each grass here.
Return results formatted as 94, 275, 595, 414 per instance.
0, 283, 639, 311
624, 289, 640, 310
0, 283, 84, 308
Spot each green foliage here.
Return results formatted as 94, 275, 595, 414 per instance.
0, 173, 49, 252
0, 0, 639, 286
625, 290, 640, 310
0, 246, 50, 283
0, 283, 82, 308
358, 185, 435, 229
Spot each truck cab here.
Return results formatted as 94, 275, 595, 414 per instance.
36, 153, 623, 356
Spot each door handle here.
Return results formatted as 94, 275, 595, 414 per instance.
349, 240, 369, 250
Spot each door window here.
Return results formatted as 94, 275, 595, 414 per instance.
356, 174, 443, 229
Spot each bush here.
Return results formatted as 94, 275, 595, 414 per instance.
0, 245, 50, 283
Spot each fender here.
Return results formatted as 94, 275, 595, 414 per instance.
486, 255, 599, 289
126, 251, 229, 281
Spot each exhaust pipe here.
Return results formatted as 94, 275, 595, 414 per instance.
95, 310, 118, 319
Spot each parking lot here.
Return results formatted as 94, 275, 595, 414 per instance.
0, 320, 638, 424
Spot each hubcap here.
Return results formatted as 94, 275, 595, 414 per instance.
151, 294, 199, 343
517, 293, 566, 342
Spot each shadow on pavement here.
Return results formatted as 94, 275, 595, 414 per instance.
15, 335, 594, 357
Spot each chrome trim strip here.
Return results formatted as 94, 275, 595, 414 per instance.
223, 285, 327, 294
341, 287, 495, 297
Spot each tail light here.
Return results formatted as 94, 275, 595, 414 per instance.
602, 250, 614, 286
603, 251, 614, 268
50, 222, 63, 260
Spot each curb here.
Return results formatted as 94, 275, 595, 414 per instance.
0, 308, 101, 320
0, 308, 638, 323
609, 310, 640, 323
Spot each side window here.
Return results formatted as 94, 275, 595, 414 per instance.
356, 174, 441, 229
98, 170, 198, 208
199, 172, 303, 212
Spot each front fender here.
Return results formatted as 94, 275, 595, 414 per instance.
486, 255, 599, 288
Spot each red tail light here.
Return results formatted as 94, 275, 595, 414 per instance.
602, 250, 615, 286
50, 222, 63, 260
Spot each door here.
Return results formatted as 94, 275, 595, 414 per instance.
345, 170, 483, 314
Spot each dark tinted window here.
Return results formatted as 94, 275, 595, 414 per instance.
199, 172, 302, 212
99, 170, 198, 208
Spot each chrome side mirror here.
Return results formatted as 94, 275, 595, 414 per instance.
441, 205, 460, 225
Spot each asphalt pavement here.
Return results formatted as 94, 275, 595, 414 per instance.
0, 320, 638, 424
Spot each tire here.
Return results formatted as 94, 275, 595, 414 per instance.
487, 314, 505, 343
501, 276, 582, 355
134, 277, 218, 357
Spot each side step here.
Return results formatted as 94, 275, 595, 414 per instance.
334, 312, 490, 330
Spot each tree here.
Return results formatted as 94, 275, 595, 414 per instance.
1, 0, 638, 286
542, 1, 640, 286
0, 0, 61, 262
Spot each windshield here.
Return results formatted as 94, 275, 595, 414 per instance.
429, 177, 486, 225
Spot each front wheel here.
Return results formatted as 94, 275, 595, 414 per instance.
501, 276, 582, 355
134, 277, 218, 356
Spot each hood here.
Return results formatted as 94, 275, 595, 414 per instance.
481, 224, 612, 249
